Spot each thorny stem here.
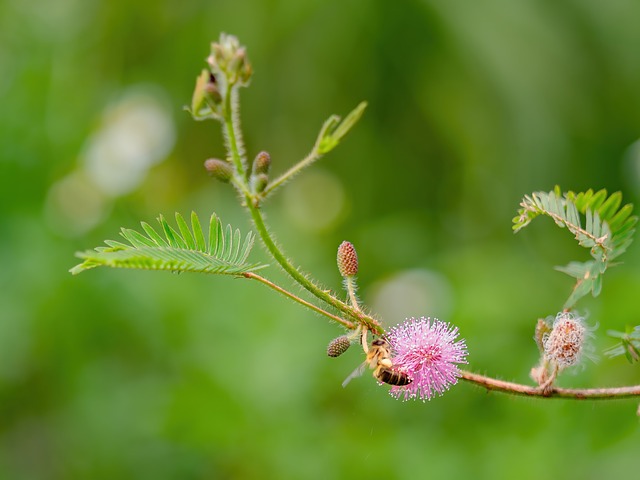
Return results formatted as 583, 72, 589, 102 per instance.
242, 272, 354, 329
460, 370, 640, 400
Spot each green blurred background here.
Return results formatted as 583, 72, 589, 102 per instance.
2, 0, 640, 478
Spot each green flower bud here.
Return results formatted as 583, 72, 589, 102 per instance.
252, 151, 271, 176
204, 158, 233, 182
191, 70, 222, 120
251, 173, 269, 194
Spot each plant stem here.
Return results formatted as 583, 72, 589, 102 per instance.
344, 276, 361, 313
460, 370, 640, 400
242, 272, 355, 329
262, 147, 321, 197
247, 205, 382, 333
220, 85, 381, 334
223, 85, 247, 178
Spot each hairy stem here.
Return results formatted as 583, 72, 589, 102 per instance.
262, 147, 321, 197
242, 272, 355, 329
344, 276, 361, 313
460, 370, 640, 400
223, 85, 247, 178
247, 205, 382, 333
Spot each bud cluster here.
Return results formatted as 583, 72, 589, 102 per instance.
190, 34, 253, 121
207, 33, 252, 87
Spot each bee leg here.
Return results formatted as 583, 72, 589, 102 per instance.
360, 326, 369, 354
379, 358, 392, 368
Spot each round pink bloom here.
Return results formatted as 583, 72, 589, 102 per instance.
387, 317, 468, 401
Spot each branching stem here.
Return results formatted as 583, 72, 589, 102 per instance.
221, 82, 381, 334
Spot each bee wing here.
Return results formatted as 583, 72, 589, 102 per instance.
342, 362, 367, 388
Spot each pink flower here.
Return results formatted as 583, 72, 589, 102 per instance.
387, 317, 468, 401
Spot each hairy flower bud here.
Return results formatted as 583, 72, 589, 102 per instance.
543, 312, 589, 369
251, 173, 269, 194
252, 151, 271, 176
337, 241, 358, 277
204, 158, 233, 182
327, 335, 351, 357
191, 70, 223, 120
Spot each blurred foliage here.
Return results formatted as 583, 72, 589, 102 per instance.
2, 0, 640, 479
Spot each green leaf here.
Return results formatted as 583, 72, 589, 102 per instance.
141, 222, 168, 247
70, 212, 268, 276
605, 327, 640, 363
191, 212, 207, 251
209, 214, 224, 257
598, 191, 622, 220
514, 187, 636, 308
555, 260, 605, 309
514, 188, 636, 261
316, 101, 367, 155
175, 213, 196, 250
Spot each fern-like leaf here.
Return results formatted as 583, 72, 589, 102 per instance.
70, 212, 268, 276
513, 187, 637, 308
605, 326, 640, 363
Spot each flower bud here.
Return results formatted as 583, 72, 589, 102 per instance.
204, 158, 233, 182
207, 34, 252, 87
191, 70, 223, 120
252, 151, 271, 176
337, 241, 358, 277
327, 335, 351, 357
251, 173, 269, 194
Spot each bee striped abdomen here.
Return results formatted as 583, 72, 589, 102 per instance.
375, 367, 412, 386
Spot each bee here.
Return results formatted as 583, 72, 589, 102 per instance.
342, 337, 412, 387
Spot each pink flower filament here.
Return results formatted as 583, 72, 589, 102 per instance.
387, 317, 468, 401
